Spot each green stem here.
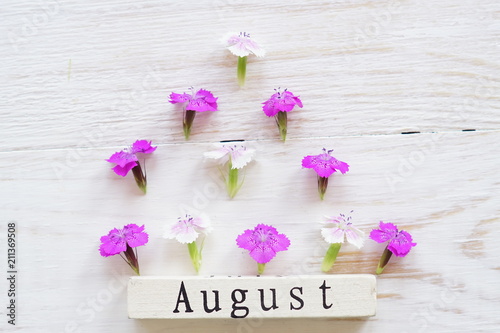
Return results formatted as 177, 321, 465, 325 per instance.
187, 242, 201, 274
257, 263, 266, 275
275, 111, 288, 141
237, 56, 247, 87
183, 110, 196, 140
376, 246, 393, 275
321, 243, 342, 272
227, 163, 239, 198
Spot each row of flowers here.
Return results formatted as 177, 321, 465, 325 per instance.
170, 87, 302, 141
99, 216, 416, 276
107, 140, 348, 199
168, 32, 301, 141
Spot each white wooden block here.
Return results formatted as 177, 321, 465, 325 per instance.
128, 275, 376, 319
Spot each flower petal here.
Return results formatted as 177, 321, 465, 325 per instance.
204, 148, 229, 160
169, 92, 191, 104
236, 229, 258, 251
111, 161, 137, 177
249, 245, 276, 264
124, 224, 149, 248
388, 230, 417, 257
131, 140, 157, 154
369, 221, 398, 243
321, 227, 345, 244
344, 227, 365, 248
262, 99, 279, 117
230, 148, 255, 169
107, 151, 138, 167
224, 32, 265, 57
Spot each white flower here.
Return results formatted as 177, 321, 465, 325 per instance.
223, 32, 266, 57
321, 214, 365, 248
204, 143, 255, 169
163, 214, 212, 244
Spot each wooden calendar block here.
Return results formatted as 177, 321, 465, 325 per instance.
128, 275, 376, 319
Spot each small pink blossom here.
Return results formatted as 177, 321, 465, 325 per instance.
107, 140, 156, 177
131, 140, 157, 154
169, 88, 218, 139
370, 221, 417, 257
302, 148, 349, 178
99, 224, 149, 275
262, 88, 303, 117
236, 224, 290, 264
106, 140, 156, 193
99, 224, 149, 257
224, 32, 265, 57
169, 88, 218, 112
107, 151, 138, 177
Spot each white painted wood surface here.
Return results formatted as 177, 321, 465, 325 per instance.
128, 275, 376, 319
1, 0, 499, 332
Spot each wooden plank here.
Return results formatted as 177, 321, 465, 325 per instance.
128, 275, 376, 319
1, 1, 499, 151
0, 130, 499, 331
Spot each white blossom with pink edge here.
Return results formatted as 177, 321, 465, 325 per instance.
204, 143, 255, 169
163, 214, 212, 244
321, 214, 365, 249
223, 32, 266, 57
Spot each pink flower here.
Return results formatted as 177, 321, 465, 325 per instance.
106, 140, 156, 193
131, 140, 157, 154
99, 224, 149, 275
302, 148, 349, 178
302, 148, 349, 200
370, 221, 417, 257
169, 88, 218, 112
107, 151, 138, 177
262, 88, 303, 117
107, 140, 156, 177
169, 88, 218, 139
224, 32, 265, 57
236, 224, 290, 274
262, 88, 303, 141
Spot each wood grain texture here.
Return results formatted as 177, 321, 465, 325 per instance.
1, 131, 499, 332
1, 0, 499, 151
0, 0, 499, 332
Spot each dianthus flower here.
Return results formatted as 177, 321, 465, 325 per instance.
204, 142, 255, 198
236, 224, 290, 274
320, 213, 364, 272
302, 148, 349, 200
370, 221, 417, 274
169, 88, 218, 140
106, 140, 156, 194
223, 32, 265, 86
99, 224, 149, 275
262, 88, 303, 141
